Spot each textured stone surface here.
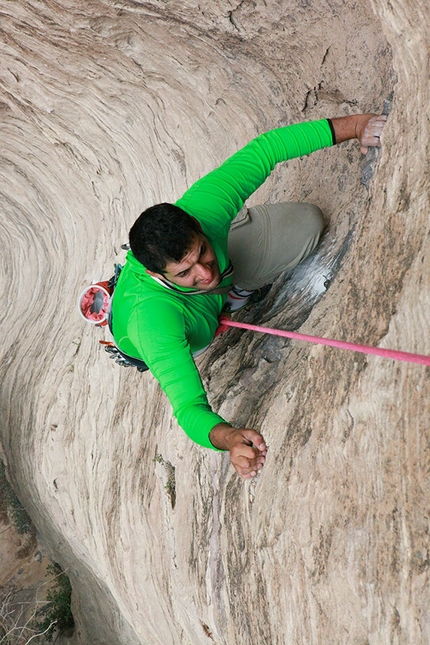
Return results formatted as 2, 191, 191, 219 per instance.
1, 1, 429, 643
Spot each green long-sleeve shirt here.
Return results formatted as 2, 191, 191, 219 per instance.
112, 119, 335, 448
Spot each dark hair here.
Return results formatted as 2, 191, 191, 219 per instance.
129, 203, 200, 273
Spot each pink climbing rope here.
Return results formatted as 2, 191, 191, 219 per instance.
217, 316, 430, 366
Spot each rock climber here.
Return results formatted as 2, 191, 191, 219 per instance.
111, 113, 387, 479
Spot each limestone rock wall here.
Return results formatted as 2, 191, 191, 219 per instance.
1, 1, 428, 643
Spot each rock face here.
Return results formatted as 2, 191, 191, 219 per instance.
1, 1, 429, 643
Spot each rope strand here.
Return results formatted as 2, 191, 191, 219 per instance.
218, 316, 430, 366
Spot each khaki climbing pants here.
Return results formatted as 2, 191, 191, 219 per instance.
228, 202, 324, 291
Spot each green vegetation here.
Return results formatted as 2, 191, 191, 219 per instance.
33, 564, 74, 641
0, 459, 33, 535
0, 461, 74, 642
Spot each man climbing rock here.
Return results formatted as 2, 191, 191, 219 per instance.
111, 113, 386, 479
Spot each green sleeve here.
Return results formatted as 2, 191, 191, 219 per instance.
176, 119, 334, 231
128, 298, 225, 450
